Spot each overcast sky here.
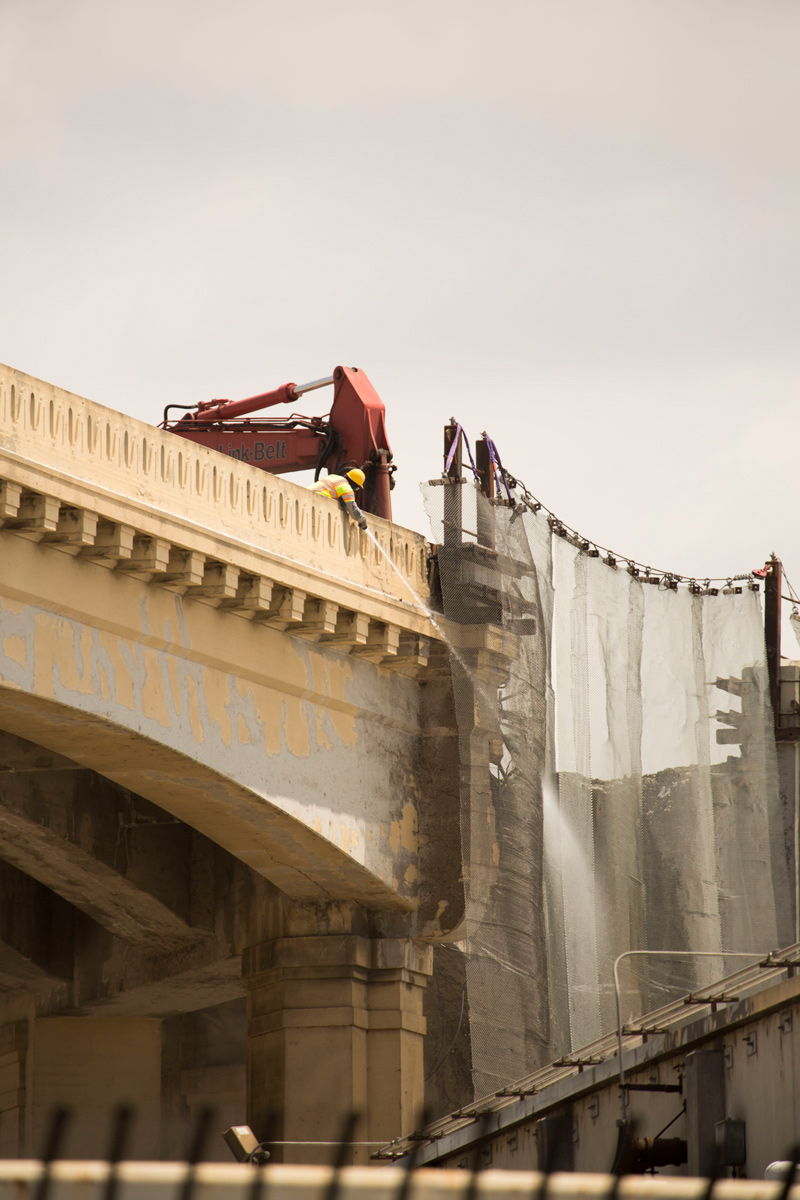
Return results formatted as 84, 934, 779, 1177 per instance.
2, 0, 799, 628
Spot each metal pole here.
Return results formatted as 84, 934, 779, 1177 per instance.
291, 375, 335, 397
371, 449, 393, 524
765, 555, 782, 730
475, 438, 495, 502
443, 421, 463, 549
475, 438, 496, 550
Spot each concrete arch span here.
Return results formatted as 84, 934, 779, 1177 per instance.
0, 683, 411, 908
0, 532, 431, 909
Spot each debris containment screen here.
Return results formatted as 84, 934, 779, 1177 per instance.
422, 479, 792, 1100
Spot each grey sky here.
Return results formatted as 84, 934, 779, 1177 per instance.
2, 1, 798, 619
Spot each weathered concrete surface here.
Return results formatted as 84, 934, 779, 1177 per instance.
245, 931, 432, 1164
0, 733, 201, 951
0, 737, 441, 1160
0, 361, 451, 910
32, 1018, 163, 1159
0, 364, 469, 1160
0, 534, 425, 907
0, 363, 434, 641
0, 856, 74, 990
0, 722, 281, 1157
0, 730, 283, 1014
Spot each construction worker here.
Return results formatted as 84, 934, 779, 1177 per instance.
310, 468, 368, 529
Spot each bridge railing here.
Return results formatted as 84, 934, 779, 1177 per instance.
0, 364, 437, 668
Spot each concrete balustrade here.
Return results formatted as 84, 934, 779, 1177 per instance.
0, 364, 436, 669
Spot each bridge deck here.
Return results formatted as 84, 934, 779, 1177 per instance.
0, 363, 437, 662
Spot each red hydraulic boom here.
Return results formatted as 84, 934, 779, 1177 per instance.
161, 365, 395, 521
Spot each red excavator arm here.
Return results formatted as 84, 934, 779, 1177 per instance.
161, 365, 395, 520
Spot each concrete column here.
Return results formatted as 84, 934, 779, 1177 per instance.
684, 1047, 725, 1177
244, 935, 432, 1164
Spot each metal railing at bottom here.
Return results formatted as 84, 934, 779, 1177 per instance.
2, 1159, 800, 1200
5, 1106, 799, 1200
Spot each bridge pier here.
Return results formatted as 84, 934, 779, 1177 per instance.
243, 933, 432, 1164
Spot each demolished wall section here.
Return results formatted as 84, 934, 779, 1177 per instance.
424, 481, 791, 1099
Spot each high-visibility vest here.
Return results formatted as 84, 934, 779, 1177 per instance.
310, 475, 355, 504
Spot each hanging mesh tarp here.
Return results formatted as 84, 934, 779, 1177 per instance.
423, 480, 792, 1099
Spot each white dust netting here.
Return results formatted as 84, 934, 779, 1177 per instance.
423, 481, 792, 1100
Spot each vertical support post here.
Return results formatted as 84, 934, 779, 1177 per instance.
765, 555, 782, 730
366, 450, 393, 523
475, 437, 496, 550
244, 935, 431, 1165
443, 421, 463, 548
475, 439, 495, 502
537, 1108, 575, 1172
684, 1048, 725, 1176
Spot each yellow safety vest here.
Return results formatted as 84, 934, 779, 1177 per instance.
310, 475, 355, 504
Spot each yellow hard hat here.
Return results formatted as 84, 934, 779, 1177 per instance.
347, 468, 366, 488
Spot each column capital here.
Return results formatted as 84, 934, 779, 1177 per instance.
242, 934, 433, 980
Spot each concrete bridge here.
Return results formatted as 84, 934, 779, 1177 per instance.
0, 364, 485, 1162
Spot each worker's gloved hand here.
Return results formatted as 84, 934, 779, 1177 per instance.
358, 515, 368, 530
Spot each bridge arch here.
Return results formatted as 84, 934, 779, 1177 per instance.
0, 529, 427, 909
0, 683, 410, 908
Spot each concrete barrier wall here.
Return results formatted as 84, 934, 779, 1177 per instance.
0, 364, 434, 639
